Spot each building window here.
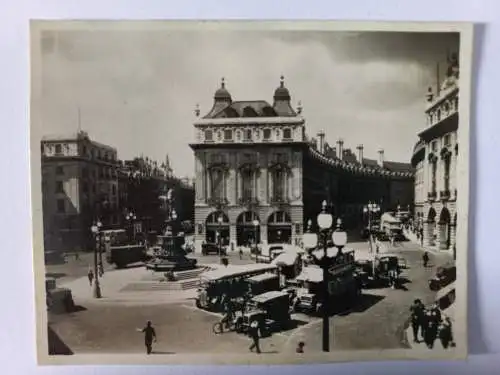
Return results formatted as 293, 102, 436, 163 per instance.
56, 166, 64, 175
431, 141, 437, 152
217, 131, 222, 142
444, 134, 451, 146
241, 169, 254, 200
112, 185, 117, 195
273, 168, 286, 200
205, 129, 213, 142
236, 130, 241, 141
210, 168, 225, 200
244, 129, 252, 141
263, 129, 271, 140
55, 144, 62, 155
444, 156, 451, 191
431, 160, 437, 194
224, 129, 233, 141
437, 109, 441, 121
283, 128, 292, 140
57, 199, 65, 213
55, 181, 64, 193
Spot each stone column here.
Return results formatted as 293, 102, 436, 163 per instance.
423, 221, 434, 247
438, 223, 448, 250
229, 224, 237, 248
260, 223, 268, 245
450, 223, 457, 250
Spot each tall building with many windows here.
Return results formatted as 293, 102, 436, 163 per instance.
190, 77, 414, 252
411, 53, 459, 253
41, 131, 120, 252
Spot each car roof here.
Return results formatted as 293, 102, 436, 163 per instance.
251, 290, 288, 303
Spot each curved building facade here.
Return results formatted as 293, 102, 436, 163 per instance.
190, 77, 414, 252
411, 54, 459, 253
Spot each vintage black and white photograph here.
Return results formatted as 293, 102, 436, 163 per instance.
30, 21, 473, 365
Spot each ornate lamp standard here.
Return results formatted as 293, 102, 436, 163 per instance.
252, 219, 259, 255
217, 215, 223, 260
126, 211, 137, 242
363, 202, 380, 253
96, 220, 103, 266
90, 221, 102, 299
302, 200, 348, 352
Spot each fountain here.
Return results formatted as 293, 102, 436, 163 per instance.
145, 189, 197, 273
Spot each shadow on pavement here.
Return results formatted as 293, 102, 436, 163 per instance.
336, 293, 385, 316
48, 325, 73, 355
151, 351, 176, 355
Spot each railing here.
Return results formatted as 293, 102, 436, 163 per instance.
207, 197, 229, 209
270, 196, 289, 205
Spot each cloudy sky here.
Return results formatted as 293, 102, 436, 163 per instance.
39, 29, 459, 178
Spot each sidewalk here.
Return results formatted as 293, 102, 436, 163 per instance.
402, 228, 452, 257
60, 267, 197, 306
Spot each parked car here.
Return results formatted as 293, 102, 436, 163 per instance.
202, 242, 226, 256
429, 264, 456, 291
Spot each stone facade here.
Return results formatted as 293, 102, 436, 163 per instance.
411, 54, 459, 254
190, 77, 415, 253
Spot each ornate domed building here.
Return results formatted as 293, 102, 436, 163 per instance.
189, 77, 414, 251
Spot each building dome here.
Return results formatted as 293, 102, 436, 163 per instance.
214, 77, 232, 102
273, 75, 291, 101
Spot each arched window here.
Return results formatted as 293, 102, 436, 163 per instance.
443, 154, 451, 191
210, 168, 225, 200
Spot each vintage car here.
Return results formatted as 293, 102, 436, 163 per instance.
195, 263, 278, 311
46, 278, 75, 313
246, 273, 280, 296
235, 290, 292, 336
429, 264, 456, 291
202, 242, 226, 256
355, 253, 403, 288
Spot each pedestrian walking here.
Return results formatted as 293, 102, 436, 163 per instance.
239, 247, 243, 260
409, 299, 425, 343
98, 262, 104, 277
438, 316, 453, 349
137, 321, 157, 355
87, 268, 94, 287
423, 304, 440, 349
422, 251, 430, 268
248, 320, 261, 354
295, 341, 305, 353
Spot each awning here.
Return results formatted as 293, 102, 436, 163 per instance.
272, 252, 297, 267
436, 281, 455, 301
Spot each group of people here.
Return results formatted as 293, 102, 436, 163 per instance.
409, 299, 455, 349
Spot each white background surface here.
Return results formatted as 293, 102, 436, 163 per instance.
0, 0, 498, 373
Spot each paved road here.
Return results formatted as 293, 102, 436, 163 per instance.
49, 302, 287, 355
283, 241, 453, 352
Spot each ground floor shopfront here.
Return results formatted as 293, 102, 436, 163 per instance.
193, 204, 303, 252
414, 200, 457, 254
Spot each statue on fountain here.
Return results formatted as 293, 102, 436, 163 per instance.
145, 188, 197, 273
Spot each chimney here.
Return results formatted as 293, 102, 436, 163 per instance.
378, 149, 384, 168
336, 139, 344, 160
317, 131, 325, 154
356, 144, 364, 165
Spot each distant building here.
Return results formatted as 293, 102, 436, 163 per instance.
41, 131, 120, 252
411, 53, 459, 252
189, 77, 414, 252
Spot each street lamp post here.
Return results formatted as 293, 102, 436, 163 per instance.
252, 219, 259, 259
90, 222, 102, 299
363, 202, 380, 254
217, 215, 223, 260
97, 220, 103, 266
302, 200, 348, 352
126, 211, 137, 243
